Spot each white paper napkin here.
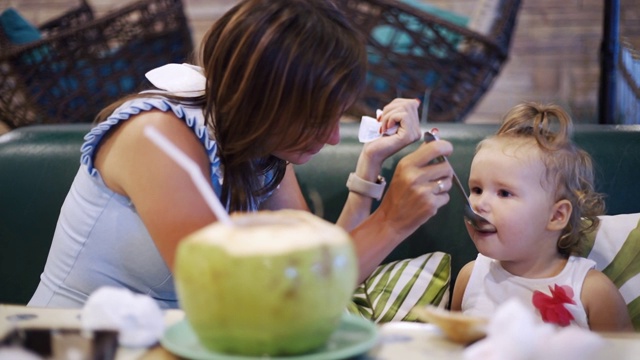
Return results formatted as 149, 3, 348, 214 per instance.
81, 287, 164, 348
358, 109, 399, 143
464, 298, 605, 360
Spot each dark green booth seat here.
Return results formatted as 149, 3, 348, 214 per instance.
1, 123, 640, 305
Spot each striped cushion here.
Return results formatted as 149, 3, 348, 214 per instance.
347, 252, 451, 323
583, 213, 640, 330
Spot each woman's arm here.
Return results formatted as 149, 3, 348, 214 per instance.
94, 110, 218, 270
582, 270, 633, 331
350, 138, 454, 283
336, 98, 423, 231
451, 261, 474, 311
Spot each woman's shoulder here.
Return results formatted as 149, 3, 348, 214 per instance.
86, 96, 205, 143
81, 97, 214, 176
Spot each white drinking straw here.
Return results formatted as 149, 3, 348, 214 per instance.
143, 125, 233, 226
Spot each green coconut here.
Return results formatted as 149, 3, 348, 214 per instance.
174, 210, 358, 356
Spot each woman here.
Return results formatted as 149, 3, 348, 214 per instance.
29, 0, 454, 308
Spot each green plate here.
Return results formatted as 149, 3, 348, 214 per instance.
160, 313, 378, 360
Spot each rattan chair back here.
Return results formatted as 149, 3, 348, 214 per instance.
0, 0, 193, 128
338, 0, 521, 122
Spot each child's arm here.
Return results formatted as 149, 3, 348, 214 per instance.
450, 261, 475, 311
582, 269, 633, 331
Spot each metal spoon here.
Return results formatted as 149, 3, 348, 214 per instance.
424, 131, 497, 233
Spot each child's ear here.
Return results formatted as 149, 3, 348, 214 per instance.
548, 199, 572, 231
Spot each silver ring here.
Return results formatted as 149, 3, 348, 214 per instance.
434, 180, 445, 194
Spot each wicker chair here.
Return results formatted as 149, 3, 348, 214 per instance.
0, 0, 193, 128
338, 0, 522, 122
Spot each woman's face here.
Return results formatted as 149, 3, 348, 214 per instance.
271, 118, 341, 165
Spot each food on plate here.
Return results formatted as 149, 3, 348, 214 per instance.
412, 305, 488, 344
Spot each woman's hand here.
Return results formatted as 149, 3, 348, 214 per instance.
361, 98, 422, 168
349, 137, 454, 282
375, 137, 454, 238
337, 98, 422, 232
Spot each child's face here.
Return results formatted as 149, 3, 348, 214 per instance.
466, 139, 559, 262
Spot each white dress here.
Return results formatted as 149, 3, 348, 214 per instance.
461, 253, 595, 328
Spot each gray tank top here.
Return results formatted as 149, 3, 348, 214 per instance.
29, 97, 225, 309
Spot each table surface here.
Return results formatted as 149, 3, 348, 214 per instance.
1, 304, 639, 360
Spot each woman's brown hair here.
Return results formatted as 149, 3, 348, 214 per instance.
202, 0, 365, 212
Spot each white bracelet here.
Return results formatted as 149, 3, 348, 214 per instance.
346, 172, 386, 200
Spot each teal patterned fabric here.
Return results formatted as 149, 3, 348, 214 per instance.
0, 8, 41, 45
0, 8, 49, 66
348, 252, 451, 323
367, 1, 469, 103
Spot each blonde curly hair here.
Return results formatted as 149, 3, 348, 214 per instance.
478, 102, 604, 256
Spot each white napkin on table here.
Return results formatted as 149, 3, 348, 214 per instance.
464, 298, 605, 360
80, 287, 164, 348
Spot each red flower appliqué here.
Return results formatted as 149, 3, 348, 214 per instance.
532, 284, 576, 327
